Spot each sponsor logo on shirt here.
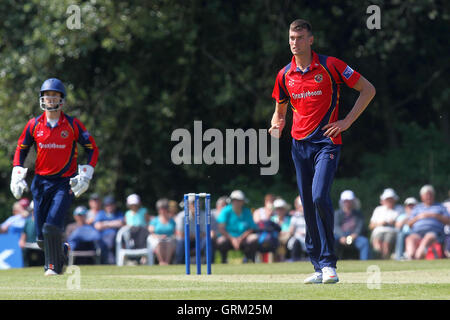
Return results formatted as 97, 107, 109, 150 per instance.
342, 65, 354, 79
292, 90, 322, 99
39, 143, 66, 149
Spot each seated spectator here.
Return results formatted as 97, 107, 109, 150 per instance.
394, 197, 418, 260
124, 194, 150, 251
369, 188, 402, 259
125, 194, 150, 228
270, 198, 291, 261
287, 196, 307, 261
174, 194, 217, 264
1, 198, 29, 235
86, 193, 102, 225
334, 190, 370, 260
65, 206, 101, 264
443, 190, 450, 213
216, 190, 258, 263
253, 194, 275, 224
255, 213, 280, 259
19, 201, 44, 267
168, 200, 179, 219
94, 195, 124, 264
212, 196, 228, 220
444, 190, 450, 258
405, 185, 450, 259
148, 199, 176, 265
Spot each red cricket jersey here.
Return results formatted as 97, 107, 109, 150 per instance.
13, 112, 99, 177
272, 51, 361, 144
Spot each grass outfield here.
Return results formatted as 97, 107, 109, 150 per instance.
0, 259, 449, 300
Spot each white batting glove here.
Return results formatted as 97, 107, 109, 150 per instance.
69, 165, 94, 198
10, 166, 28, 199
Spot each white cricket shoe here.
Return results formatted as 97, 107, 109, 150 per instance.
304, 272, 323, 284
322, 267, 339, 284
44, 269, 58, 276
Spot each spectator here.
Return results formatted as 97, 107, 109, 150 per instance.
443, 190, 450, 213
444, 190, 450, 258
216, 190, 258, 263
394, 197, 418, 260
287, 196, 307, 261
94, 195, 124, 264
19, 201, 44, 267
86, 193, 102, 225
168, 200, 179, 219
19, 201, 36, 247
270, 198, 291, 261
125, 194, 150, 228
174, 194, 217, 264
334, 190, 370, 260
369, 188, 402, 259
405, 185, 450, 259
212, 196, 228, 220
148, 199, 176, 265
124, 194, 150, 252
253, 194, 275, 224
65, 206, 101, 264
1, 199, 29, 235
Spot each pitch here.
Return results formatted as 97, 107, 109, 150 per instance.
0, 260, 449, 299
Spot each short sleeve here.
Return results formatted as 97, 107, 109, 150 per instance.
92, 212, 100, 223
271, 68, 289, 104
370, 207, 380, 223
329, 57, 361, 88
175, 213, 184, 231
216, 206, 229, 224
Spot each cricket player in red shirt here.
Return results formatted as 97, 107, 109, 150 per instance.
10, 78, 99, 276
269, 20, 375, 283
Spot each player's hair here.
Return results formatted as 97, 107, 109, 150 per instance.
290, 19, 313, 35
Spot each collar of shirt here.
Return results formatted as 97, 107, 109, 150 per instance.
289, 50, 321, 75
40, 111, 67, 128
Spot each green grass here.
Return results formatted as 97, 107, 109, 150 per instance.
0, 259, 449, 299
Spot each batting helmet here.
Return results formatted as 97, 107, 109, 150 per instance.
39, 78, 66, 111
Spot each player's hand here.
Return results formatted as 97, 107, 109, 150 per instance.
322, 119, 350, 138
70, 165, 94, 197
269, 119, 285, 138
10, 166, 28, 199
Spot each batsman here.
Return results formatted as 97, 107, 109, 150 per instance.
10, 78, 99, 276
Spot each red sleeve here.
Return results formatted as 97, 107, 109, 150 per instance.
73, 118, 99, 168
328, 57, 361, 88
13, 118, 36, 167
271, 67, 289, 104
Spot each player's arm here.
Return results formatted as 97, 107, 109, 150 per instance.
10, 120, 36, 199
70, 119, 99, 197
323, 75, 376, 138
269, 67, 289, 138
269, 101, 288, 138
